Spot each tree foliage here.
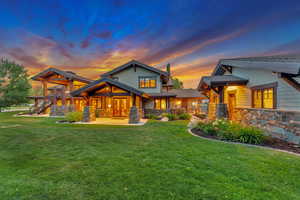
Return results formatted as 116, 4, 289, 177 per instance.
0, 58, 31, 110
172, 77, 183, 89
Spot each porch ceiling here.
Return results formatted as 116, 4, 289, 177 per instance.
198, 75, 248, 90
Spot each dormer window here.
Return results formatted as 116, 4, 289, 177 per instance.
139, 76, 157, 88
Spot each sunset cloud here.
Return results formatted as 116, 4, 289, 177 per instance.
0, 0, 300, 88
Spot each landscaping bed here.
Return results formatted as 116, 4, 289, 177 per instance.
191, 119, 300, 154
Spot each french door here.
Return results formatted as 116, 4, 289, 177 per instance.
112, 98, 128, 117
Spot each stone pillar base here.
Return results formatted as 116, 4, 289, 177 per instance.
129, 106, 140, 124
68, 105, 75, 112
83, 106, 96, 122
216, 103, 228, 119
50, 105, 57, 116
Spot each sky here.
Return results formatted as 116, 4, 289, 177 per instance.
1, 0, 300, 88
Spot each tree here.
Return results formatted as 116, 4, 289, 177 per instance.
30, 85, 43, 96
172, 77, 183, 89
0, 58, 31, 111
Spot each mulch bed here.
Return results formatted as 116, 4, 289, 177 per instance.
191, 128, 300, 154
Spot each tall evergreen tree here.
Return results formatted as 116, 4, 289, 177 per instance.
0, 58, 31, 111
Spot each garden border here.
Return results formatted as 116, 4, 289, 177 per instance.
187, 126, 300, 157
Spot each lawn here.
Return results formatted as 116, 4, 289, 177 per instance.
0, 112, 300, 200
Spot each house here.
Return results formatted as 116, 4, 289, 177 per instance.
198, 54, 300, 144
30, 60, 206, 123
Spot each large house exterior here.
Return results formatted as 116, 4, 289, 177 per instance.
30, 60, 206, 123
198, 55, 300, 144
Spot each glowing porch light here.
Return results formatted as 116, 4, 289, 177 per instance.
226, 86, 238, 91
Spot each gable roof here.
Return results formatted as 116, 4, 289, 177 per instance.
31, 67, 92, 83
101, 60, 169, 77
169, 89, 206, 98
198, 75, 248, 90
213, 54, 300, 75
71, 77, 145, 97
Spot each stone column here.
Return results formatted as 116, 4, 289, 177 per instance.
83, 106, 91, 122
83, 106, 96, 122
216, 103, 228, 119
129, 106, 140, 124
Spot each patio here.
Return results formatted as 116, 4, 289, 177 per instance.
76, 117, 148, 126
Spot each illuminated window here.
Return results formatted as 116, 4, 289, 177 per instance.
253, 87, 275, 109
139, 77, 157, 88
154, 98, 166, 110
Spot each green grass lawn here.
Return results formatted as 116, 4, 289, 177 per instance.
0, 112, 300, 200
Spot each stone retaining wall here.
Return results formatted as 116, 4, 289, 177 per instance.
234, 107, 300, 144
144, 108, 188, 116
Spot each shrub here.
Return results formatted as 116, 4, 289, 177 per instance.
145, 113, 159, 120
178, 113, 191, 120
195, 119, 265, 144
165, 113, 179, 121
238, 126, 265, 144
196, 121, 217, 136
65, 112, 83, 122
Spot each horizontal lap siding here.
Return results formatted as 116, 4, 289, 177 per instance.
112, 67, 162, 93
224, 86, 250, 107
232, 68, 300, 111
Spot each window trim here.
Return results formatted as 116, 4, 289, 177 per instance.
251, 82, 277, 109
138, 76, 157, 88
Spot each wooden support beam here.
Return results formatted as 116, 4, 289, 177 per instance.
69, 81, 75, 106
132, 93, 136, 106
218, 86, 224, 103
42, 81, 48, 97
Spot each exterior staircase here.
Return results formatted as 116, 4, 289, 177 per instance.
30, 99, 52, 114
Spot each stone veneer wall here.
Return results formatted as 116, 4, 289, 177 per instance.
50, 105, 75, 116
234, 107, 300, 144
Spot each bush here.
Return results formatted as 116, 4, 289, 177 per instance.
65, 112, 83, 122
196, 121, 218, 136
145, 113, 159, 120
178, 113, 191, 120
238, 126, 265, 144
165, 113, 179, 121
195, 119, 265, 144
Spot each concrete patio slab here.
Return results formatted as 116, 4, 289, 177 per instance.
75, 118, 148, 126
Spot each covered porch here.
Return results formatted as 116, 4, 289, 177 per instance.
71, 78, 148, 123
198, 75, 249, 119
30, 68, 92, 115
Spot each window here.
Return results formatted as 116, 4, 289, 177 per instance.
112, 77, 119, 81
139, 76, 157, 88
154, 98, 166, 110
252, 83, 276, 109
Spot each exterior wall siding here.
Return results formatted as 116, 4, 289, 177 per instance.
232, 68, 300, 111
111, 66, 162, 93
